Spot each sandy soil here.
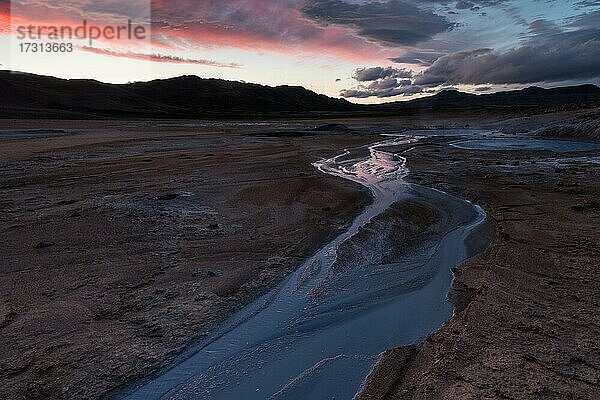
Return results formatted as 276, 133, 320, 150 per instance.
0, 120, 374, 399
356, 135, 600, 399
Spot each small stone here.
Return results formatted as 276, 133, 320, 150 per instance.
35, 241, 55, 249
157, 193, 179, 201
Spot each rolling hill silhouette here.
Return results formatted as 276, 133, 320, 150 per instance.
1, 70, 598, 118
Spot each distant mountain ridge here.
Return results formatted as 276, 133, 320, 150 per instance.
0, 71, 355, 118
1, 70, 599, 118
376, 85, 600, 111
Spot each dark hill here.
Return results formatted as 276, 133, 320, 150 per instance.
0, 71, 355, 118
1, 70, 599, 119
376, 85, 600, 113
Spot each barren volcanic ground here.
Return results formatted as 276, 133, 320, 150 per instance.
357, 134, 600, 400
1, 114, 599, 400
0, 120, 373, 399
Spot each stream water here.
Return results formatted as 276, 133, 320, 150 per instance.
118, 134, 488, 400
451, 138, 600, 152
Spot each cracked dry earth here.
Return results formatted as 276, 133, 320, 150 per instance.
357, 139, 600, 400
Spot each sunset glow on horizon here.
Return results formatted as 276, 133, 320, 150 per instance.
1, 0, 599, 103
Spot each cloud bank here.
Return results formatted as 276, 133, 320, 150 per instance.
303, 0, 453, 46
343, 10, 600, 98
341, 66, 422, 97
415, 20, 600, 86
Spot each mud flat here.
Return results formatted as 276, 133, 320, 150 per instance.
0, 119, 374, 399
356, 131, 600, 400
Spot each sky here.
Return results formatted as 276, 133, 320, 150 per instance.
1, 0, 599, 103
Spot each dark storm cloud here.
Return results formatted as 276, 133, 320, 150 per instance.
342, 9, 600, 98
353, 66, 413, 81
389, 49, 448, 66
341, 66, 420, 98
366, 77, 412, 89
414, 25, 600, 86
456, 1, 479, 10
524, 19, 562, 37
302, 0, 454, 46
416, 0, 508, 7
567, 9, 600, 29
574, 1, 600, 8
341, 84, 423, 98
453, 0, 507, 11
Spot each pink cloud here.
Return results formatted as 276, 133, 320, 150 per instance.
150, 0, 392, 60
80, 46, 240, 67
5, 0, 397, 64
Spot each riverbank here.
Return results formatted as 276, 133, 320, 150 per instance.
356, 135, 600, 399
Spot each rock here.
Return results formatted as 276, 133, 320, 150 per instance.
312, 123, 350, 132
206, 269, 223, 278
192, 268, 223, 278
0, 301, 10, 327
571, 201, 599, 212
35, 241, 55, 249
194, 291, 216, 302
157, 193, 179, 201
355, 347, 417, 400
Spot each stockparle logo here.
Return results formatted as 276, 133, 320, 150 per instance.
15, 20, 147, 47
9, 0, 152, 66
